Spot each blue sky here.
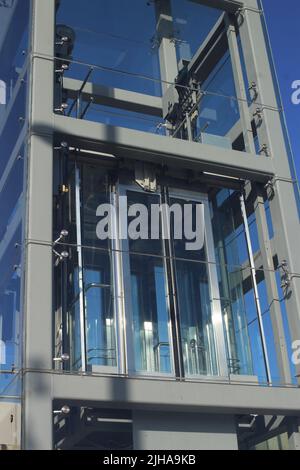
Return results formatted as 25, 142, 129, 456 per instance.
262, 0, 300, 183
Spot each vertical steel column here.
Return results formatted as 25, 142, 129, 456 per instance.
23, 0, 56, 450
155, 0, 178, 94
225, 13, 255, 154
240, 193, 272, 384
226, 11, 291, 383
254, 184, 292, 383
111, 190, 127, 375
239, 0, 300, 382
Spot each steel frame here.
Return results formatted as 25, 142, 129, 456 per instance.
18, 0, 300, 450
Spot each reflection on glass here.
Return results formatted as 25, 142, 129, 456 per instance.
84, 250, 116, 368
197, 53, 240, 149
171, 0, 223, 62
170, 198, 218, 377
0, 79, 26, 177
65, 165, 117, 370
211, 189, 254, 376
56, 0, 161, 96
0, 148, 24, 240
176, 259, 217, 376
81, 166, 117, 368
0, 225, 22, 395
127, 191, 172, 374
0, 0, 29, 115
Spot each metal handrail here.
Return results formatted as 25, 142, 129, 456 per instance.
68, 282, 111, 311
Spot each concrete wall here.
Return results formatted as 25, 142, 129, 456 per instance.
133, 411, 238, 450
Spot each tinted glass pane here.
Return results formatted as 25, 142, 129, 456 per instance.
0, 79, 26, 178
84, 249, 116, 368
0, 149, 24, 240
0, 0, 30, 114
0, 225, 22, 395
56, 0, 161, 96
126, 191, 172, 374
130, 254, 171, 374
170, 197, 218, 376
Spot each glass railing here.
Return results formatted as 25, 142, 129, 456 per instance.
53, 60, 262, 153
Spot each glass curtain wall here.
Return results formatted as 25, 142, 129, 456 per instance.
0, 0, 30, 399
54, 163, 277, 381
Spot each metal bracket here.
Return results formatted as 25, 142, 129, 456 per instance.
135, 162, 157, 192
53, 229, 69, 265
279, 260, 291, 293
253, 107, 263, 126
264, 179, 275, 200
258, 144, 269, 156
55, 102, 68, 114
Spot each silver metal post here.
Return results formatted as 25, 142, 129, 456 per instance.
75, 165, 87, 372
185, 113, 193, 141
240, 192, 272, 384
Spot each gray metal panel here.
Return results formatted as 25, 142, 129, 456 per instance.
50, 372, 300, 416
189, 0, 242, 14
133, 411, 238, 450
52, 114, 274, 181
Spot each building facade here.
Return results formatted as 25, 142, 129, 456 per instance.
0, 0, 300, 450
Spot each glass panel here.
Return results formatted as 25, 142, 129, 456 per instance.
56, 0, 161, 96
83, 249, 116, 368
264, 199, 274, 240
130, 254, 171, 374
0, 225, 22, 396
211, 189, 256, 376
80, 165, 117, 369
171, 0, 224, 62
126, 191, 172, 374
0, 78, 26, 178
257, 279, 280, 384
61, 162, 118, 371
0, 147, 24, 240
59, 61, 241, 151
67, 97, 165, 136
0, 0, 30, 116
275, 271, 297, 384
64, 245, 117, 371
81, 164, 112, 249
170, 197, 218, 377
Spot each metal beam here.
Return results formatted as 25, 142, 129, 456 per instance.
188, 13, 227, 84
189, 0, 242, 14
63, 78, 163, 117
50, 114, 274, 182
48, 372, 300, 416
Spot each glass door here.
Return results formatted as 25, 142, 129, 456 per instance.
167, 189, 228, 378
119, 185, 175, 376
